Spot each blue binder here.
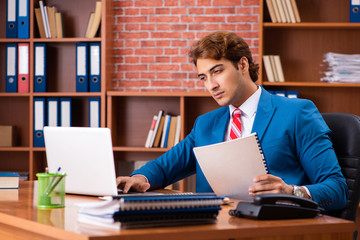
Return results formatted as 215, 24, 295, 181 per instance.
17, 0, 30, 38
60, 98, 72, 127
89, 98, 100, 128
47, 98, 59, 127
286, 91, 299, 98
89, 43, 101, 92
76, 43, 89, 92
6, 0, 17, 38
350, 0, 360, 22
34, 43, 47, 92
34, 98, 46, 147
6, 44, 18, 92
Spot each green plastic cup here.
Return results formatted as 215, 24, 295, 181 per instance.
36, 172, 66, 209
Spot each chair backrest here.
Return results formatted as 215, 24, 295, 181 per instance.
322, 113, 360, 221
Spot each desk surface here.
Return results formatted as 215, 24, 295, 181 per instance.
0, 182, 355, 240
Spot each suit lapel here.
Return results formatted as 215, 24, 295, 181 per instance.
252, 87, 276, 141
211, 107, 229, 144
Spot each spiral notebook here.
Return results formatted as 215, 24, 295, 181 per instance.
193, 133, 268, 201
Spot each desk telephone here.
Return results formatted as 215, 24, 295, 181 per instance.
229, 194, 320, 220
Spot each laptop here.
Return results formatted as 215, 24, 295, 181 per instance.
44, 126, 118, 196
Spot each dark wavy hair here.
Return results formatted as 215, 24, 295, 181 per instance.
189, 31, 259, 82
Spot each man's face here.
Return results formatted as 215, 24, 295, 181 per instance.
196, 58, 248, 107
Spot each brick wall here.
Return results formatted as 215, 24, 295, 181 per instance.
112, 0, 260, 92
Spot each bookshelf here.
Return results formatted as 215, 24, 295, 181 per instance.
107, 91, 219, 191
261, 0, 360, 116
0, 0, 112, 180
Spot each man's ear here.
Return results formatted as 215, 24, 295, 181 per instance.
238, 56, 249, 72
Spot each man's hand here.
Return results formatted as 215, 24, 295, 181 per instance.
116, 175, 150, 193
248, 174, 293, 197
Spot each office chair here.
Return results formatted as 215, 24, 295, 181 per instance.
322, 113, 360, 240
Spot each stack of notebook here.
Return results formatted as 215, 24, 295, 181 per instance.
78, 193, 224, 229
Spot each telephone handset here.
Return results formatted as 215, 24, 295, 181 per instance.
229, 193, 320, 220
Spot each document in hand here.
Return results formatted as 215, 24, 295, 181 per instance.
193, 133, 268, 201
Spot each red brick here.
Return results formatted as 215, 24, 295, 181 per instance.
151, 32, 182, 39
180, 16, 193, 23
125, 41, 140, 48
213, 0, 242, 6
118, 65, 148, 71
227, 15, 258, 23
125, 57, 140, 64
157, 73, 171, 79
141, 57, 155, 63
156, 57, 171, 63
236, 7, 252, 14
189, 8, 204, 14
156, 8, 170, 14
141, 72, 156, 79
135, 0, 163, 7
189, 24, 205, 31
135, 48, 163, 55
221, 24, 236, 31
113, 48, 133, 56
118, 80, 150, 88
141, 41, 157, 47
171, 72, 187, 79
165, 49, 179, 55
125, 24, 140, 31
126, 72, 140, 79
156, 40, 171, 47
118, 32, 149, 40
149, 64, 179, 71
205, 8, 220, 14
114, 1, 133, 8
198, 0, 212, 6
116, 16, 147, 23
194, 16, 225, 22
205, 24, 221, 31
151, 80, 182, 87
172, 56, 187, 63
183, 80, 196, 88
141, 24, 156, 31
149, 16, 179, 23
171, 24, 187, 31
156, 24, 172, 31
220, 8, 236, 14
141, 8, 155, 15
171, 8, 187, 15
165, 0, 179, 7
172, 40, 187, 47
125, 9, 139, 15
180, 0, 196, 6
243, 0, 259, 5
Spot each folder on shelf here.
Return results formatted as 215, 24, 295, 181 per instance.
17, 0, 29, 39
87, 1, 102, 38
350, 0, 360, 23
89, 42, 101, 92
60, 98, 72, 127
6, 0, 17, 38
34, 43, 47, 92
6, 44, 18, 93
89, 98, 100, 128
34, 98, 46, 147
17, 43, 29, 93
47, 98, 59, 127
76, 43, 89, 92
286, 91, 299, 98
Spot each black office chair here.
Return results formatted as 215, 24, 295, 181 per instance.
322, 113, 360, 239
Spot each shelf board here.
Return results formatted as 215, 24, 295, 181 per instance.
107, 91, 210, 97
263, 22, 360, 29
262, 82, 360, 87
0, 93, 30, 97
113, 146, 169, 152
33, 92, 103, 97
0, 147, 30, 151
0, 38, 102, 43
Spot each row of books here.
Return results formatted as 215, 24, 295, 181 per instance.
145, 110, 181, 148
321, 52, 360, 83
33, 97, 100, 147
265, 0, 300, 23
6, 0, 30, 39
34, 1, 101, 38
34, 1, 63, 38
5, 42, 101, 93
263, 55, 285, 83
77, 193, 224, 229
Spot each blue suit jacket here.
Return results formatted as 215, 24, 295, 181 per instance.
133, 87, 348, 210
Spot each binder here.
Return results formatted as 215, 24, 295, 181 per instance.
76, 43, 89, 92
34, 98, 46, 147
34, 43, 47, 92
17, 0, 29, 38
350, 0, 360, 23
47, 98, 59, 127
6, 0, 17, 38
286, 91, 299, 98
6, 44, 18, 93
60, 98, 72, 127
89, 43, 101, 92
89, 98, 100, 127
17, 43, 29, 93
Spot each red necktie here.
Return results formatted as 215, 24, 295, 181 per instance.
229, 109, 242, 140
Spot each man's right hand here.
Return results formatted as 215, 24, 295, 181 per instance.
116, 175, 150, 193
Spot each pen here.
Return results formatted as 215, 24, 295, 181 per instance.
44, 172, 66, 196
44, 167, 61, 194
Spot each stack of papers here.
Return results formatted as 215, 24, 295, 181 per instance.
321, 52, 360, 83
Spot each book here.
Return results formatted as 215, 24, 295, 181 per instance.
174, 115, 181, 145
160, 115, 171, 148
281, 0, 290, 22
273, 55, 285, 82
166, 116, 177, 148
265, 0, 277, 22
274, 0, 286, 23
55, 12, 63, 38
144, 115, 158, 148
153, 115, 165, 147
34, 8, 46, 38
47, 6, 57, 38
193, 133, 268, 200
262, 55, 275, 82
149, 110, 164, 147
0, 172, 20, 189
269, 55, 279, 82
87, 1, 102, 38
0, 189, 19, 201
284, 0, 296, 23
290, 0, 301, 22
85, 13, 95, 38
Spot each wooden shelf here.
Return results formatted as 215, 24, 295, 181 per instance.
263, 82, 360, 88
263, 22, 360, 28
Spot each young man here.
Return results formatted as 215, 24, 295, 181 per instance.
117, 31, 348, 211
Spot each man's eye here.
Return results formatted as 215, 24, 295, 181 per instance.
214, 69, 222, 74
199, 76, 206, 81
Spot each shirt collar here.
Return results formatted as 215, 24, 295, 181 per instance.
229, 86, 261, 119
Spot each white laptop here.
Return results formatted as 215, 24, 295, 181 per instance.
44, 126, 118, 196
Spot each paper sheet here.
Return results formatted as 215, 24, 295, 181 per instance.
193, 133, 267, 200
